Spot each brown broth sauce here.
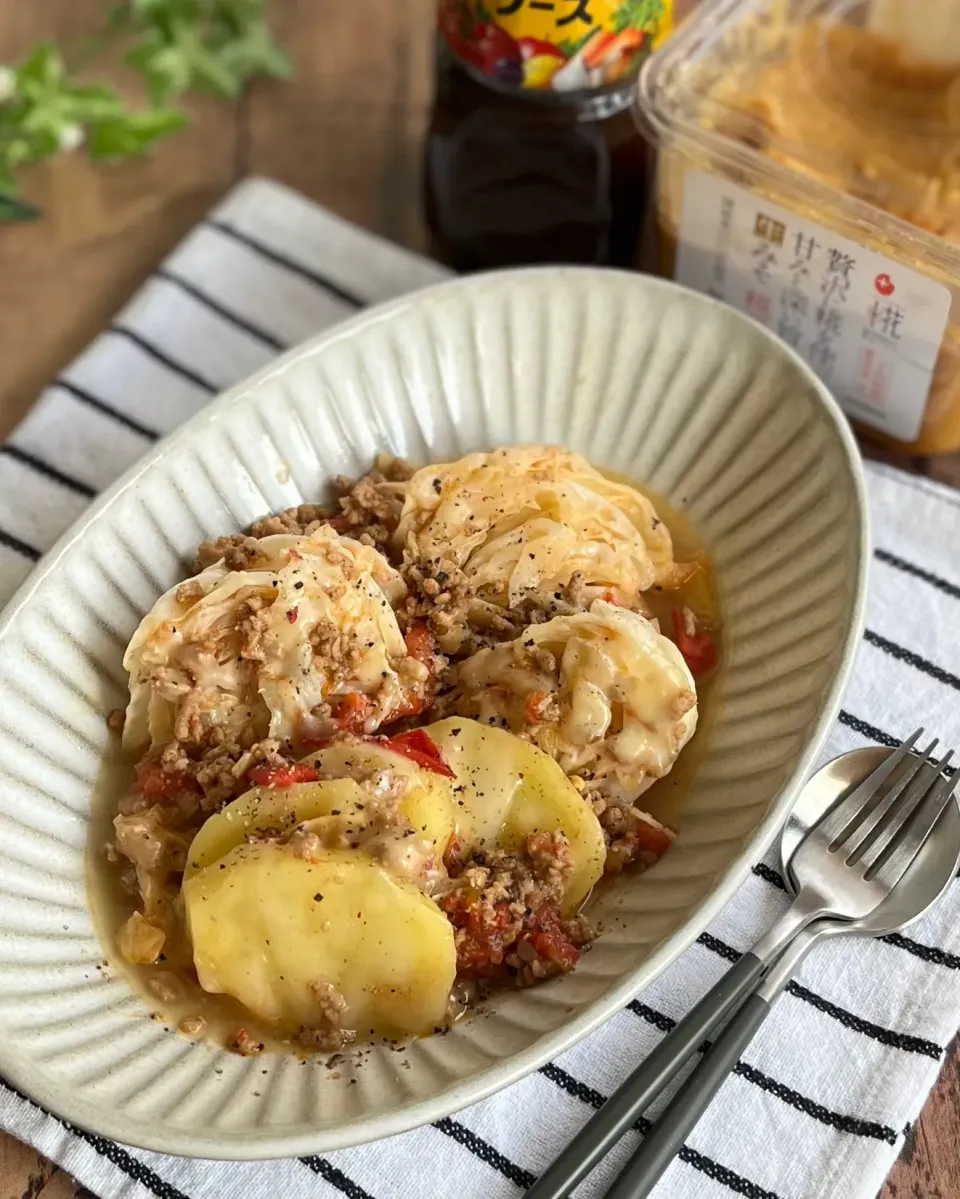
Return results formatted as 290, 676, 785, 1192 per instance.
86, 473, 721, 1054
86, 756, 297, 1053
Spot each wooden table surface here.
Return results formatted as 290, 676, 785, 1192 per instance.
1, 2, 959, 1197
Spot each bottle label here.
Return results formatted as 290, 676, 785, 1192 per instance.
438, 0, 671, 94
674, 170, 951, 443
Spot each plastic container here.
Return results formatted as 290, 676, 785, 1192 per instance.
636, 0, 960, 455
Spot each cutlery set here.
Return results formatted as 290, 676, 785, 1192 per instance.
531, 732, 960, 1199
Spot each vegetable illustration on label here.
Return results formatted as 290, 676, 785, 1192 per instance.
438, 0, 671, 93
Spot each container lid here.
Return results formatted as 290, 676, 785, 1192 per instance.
637, 0, 960, 270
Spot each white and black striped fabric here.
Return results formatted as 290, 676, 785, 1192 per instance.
2, 177, 959, 1199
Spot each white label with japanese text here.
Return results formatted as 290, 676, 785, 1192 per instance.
674, 171, 952, 442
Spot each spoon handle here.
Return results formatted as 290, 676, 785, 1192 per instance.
524, 951, 766, 1199
601, 925, 823, 1199
604, 994, 772, 1199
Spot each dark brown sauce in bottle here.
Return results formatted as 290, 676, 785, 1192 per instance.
424, 40, 653, 272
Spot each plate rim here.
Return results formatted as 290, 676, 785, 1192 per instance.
0, 266, 870, 1158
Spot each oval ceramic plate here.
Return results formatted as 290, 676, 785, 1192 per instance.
0, 268, 868, 1158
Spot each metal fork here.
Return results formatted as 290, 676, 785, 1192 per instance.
527, 731, 960, 1199
762, 729, 954, 942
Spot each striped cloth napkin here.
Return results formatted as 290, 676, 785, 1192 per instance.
2, 177, 959, 1199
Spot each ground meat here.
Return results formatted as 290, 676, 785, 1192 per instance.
294, 980, 357, 1053
230, 1028, 265, 1056
399, 568, 606, 660
240, 455, 413, 555
597, 803, 675, 874
440, 831, 594, 988
148, 735, 284, 815
107, 708, 126, 733
331, 456, 413, 551
247, 503, 334, 540
398, 559, 474, 637
194, 533, 274, 572
309, 617, 362, 679
236, 596, 271, 663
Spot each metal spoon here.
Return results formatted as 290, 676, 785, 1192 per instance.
602, 747, 960, 1199
780, 745, 960, 934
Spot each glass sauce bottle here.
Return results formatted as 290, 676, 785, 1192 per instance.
424, 0, 673, 272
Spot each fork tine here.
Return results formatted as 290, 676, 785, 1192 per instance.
857, 750, 950, 873
868, 756, 959, 888
842, 738, 940, 863
815, 728, 923, 848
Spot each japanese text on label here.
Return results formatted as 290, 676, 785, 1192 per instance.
674, 172, 952, 442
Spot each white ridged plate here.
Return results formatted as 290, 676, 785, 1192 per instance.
0, 268, 868, 1158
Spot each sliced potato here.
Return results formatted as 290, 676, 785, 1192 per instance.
184, 745, 457, 881
425, 717, 605, 912
308, 738, 457, 858
185, 778, 366, 878
184, 843, 456, 1036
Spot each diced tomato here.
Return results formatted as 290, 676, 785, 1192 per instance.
632, 819, 674, 857
391, 691, 429, 721
525, 689, 551, 724
516, 35, 565, 61
404, 622, 435, 666
333, 692, 372, 735
389, 624, 438, 721
520, 903, 580, 970
528, 928, 580, 969
247, 762, 319, 788
231, 1028, 264, 1056
670, 607, 718, 676
286, 606, 298, 623
441, 891, 513, 978
471, 21, 521, 72
133, 760, 198, 800
372, 728, 456, 778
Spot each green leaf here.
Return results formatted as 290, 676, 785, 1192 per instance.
4, 129, 60, 164
15, 43, 65, 94
125, 39, 193, 104
213, 22, 292, 82
0, 191, 41, 221
64, 83, 128, 123
556, 31, 595, 57
212, 0, 271, 27
611, 0, 664, 33
185, 41, 243, 98
134, 0, 197, 19
86, 107, 186, 158
0, 0, 294, 225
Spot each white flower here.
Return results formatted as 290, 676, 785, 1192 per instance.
0, 66, 16, 104
58, 122, 84, 151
